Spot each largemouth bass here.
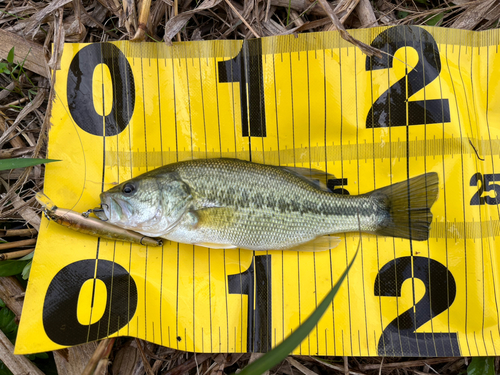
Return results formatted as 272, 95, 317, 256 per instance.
97, 159, 439, 251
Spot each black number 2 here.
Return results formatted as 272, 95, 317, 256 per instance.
366, 26, 450, 128
375, 256, 460, 356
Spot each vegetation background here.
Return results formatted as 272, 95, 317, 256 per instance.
0, 0, 499, 373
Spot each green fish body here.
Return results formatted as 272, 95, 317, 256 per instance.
98, 158, 439, 251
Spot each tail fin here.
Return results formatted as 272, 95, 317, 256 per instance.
371, 172, 439, 241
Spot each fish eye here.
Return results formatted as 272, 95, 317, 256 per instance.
122, 183, 136, 195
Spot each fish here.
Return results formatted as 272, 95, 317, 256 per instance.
96, 158, 439, 252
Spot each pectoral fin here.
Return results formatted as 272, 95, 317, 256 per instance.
287, 236, 341, 252
189, 207, 237, 249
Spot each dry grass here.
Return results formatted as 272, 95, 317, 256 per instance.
0, 0, 499, 373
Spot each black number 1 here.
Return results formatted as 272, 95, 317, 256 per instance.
228, 254, 272, 352
366, 26, 450, 128
218, 39, 267, 137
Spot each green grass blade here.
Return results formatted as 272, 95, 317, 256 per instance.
467, 357, 495, 375
236, 246, 359, 375
0, 158, 60, 171
425, 12, 444, 26
6, 47, 14, 64
286, 0, 291, 26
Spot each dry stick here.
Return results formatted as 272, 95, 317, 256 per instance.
316, 0, 381, 57
0, 276, 25, 320
224, 0, 261, 38
287, 357, 319, 375
343, 356, 349, 375
295, 16, 333, 32
0, 277, 42, 375
0, 239, 36, 251
359, 357, 457, 371
0, 109, 28, 149
81, 339, 113, 375
135, 339, 155, 375
131, 0, 152, 41
303, 356, 366, 375
0, 82, 15, 102
174, 1, 182, 40
0, 115, 25, 149
93, 338, 116, 375
0, 328, 45, 375
81, 7, 120, 39
264, 0, 272, 22
289, 10, 305, 27
163, 353, 212, 375
335, 0, 361, 25
355, 0, 378, 27
0, 97, 29, 110
0, 147, 35, 159
0, 248, 34, 260
0, 29, 50, 78
378, 357, 383, 375
122, 0, 136, 33
0, 228, 37, 238
72, 0, 83, 34
11, 194, 41, 231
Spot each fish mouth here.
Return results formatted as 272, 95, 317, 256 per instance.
99, 194, 133, 224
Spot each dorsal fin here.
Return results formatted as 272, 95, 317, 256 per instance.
280, 166, 336, 192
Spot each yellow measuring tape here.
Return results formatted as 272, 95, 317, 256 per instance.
16, 26, 500, 356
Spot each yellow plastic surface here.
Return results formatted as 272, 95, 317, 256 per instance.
15, 26, 500, 356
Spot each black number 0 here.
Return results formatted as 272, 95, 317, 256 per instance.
67, 43, 135, 136
366, 26, 450, 128
43, 260, 138, 346
375, 256, 460, 356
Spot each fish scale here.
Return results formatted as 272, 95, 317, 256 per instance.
99, 158, 440, 251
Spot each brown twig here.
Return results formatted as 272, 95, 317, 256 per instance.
81, 339, 114, 375
135, 339, 155, 375
0, 248, 34, 260
316, 0, 381, 57
224, 0, 261, 38
0, 228, 37, 238
174, 0, 181, 42
0, 239, 36, 251
358, 357, 457, 371
130, 0, 152, 41
93, 338, 115, 375
0, 328, 44, 375
163, 353, 212, 375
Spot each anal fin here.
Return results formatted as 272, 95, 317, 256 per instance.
287, 236, 341, 252
195, 242, 237, 249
